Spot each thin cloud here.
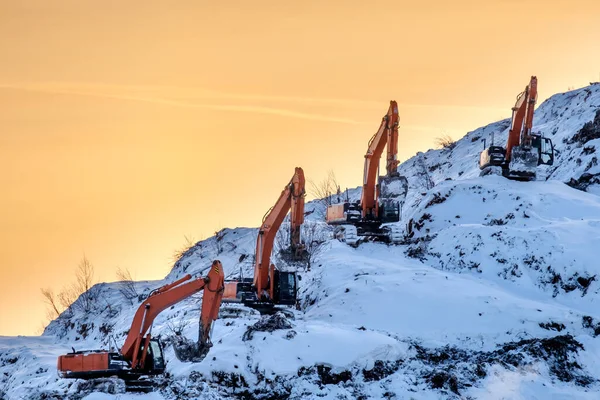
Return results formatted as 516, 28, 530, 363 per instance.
0, 83, 362, 125
0, 81, 507, 114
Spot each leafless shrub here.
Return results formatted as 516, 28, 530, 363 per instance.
116, 267, 139, 304
213, 230, 225, 254
166, 313, 192, 336
302, 222, 328, 271
435, 134, 457, 150
172, 235, 197, 263
416, 152, 435, 191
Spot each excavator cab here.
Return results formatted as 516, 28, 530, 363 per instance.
531, 134, 554, 166
142, 339, 166, 373
273, 270, 297, 305
379, 199, 401, 223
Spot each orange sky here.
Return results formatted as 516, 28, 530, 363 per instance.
1, 0, 599, 336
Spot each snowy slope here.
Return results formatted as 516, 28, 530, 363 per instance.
404, 176, 600, 313
2, 84, 600, 399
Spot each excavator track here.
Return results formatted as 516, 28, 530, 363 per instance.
382, 224, 404, 244
333, 225, 359, 246
122, 374, 155, 393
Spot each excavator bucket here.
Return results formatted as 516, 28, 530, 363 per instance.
379, 173, 408, 222
379, 173, 408, 201
173, 261, 225, 363
507, 145, 539, 180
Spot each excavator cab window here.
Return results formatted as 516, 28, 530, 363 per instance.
379, 200, 400, 223
531, 135, 554, 166
274, 271, 296, 305
147, 339, 165, 372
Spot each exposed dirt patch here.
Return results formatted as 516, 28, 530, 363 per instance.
567, 173, 600, 192
242, 312, 293, 341
539, 321, 566, 332
568, 109, 600, 145
362, 360, 403, 382
412, 334, 594, 397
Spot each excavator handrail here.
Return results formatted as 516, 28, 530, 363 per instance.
261, 205, 276, 224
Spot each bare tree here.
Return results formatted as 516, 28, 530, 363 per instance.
40, 255, 99, 329
116, 266, 139, 304
41, 288, 61, 319
309, 170, 341, 207
435, 134, 456, 150
72, 255, 96, 313
57, 288, 78, 313
416, 152, 435, 191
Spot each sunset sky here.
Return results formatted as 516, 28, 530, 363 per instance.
1, 0, 599, 335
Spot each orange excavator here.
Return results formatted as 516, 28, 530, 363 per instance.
479, 76, 554, 180
326, 101, 408, 245
223, 167, 305, 312
57, 260, 225, 390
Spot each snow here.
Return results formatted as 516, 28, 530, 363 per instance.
2, 84, 600, 399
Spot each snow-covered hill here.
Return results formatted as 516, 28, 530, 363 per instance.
2, 84, 600, 400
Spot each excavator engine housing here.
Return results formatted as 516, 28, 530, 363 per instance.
57, 338, 165, 379
326, 202, 361, 224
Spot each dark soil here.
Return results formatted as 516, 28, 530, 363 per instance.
242, 313, 293, 341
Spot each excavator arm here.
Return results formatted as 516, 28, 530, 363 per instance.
289, 168, 306, 259
361, 100, 399, 219
253, 167, 305, 301
121, 260, 225, 369
506, 76, 537, 161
